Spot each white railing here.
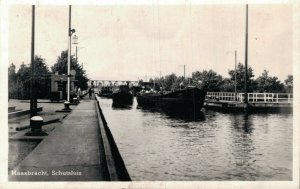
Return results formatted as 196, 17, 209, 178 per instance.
205, 92, 293, 104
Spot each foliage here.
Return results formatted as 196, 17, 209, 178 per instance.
34, 56, 52, 98
8, 56, 51, 99
284, 75, 293, 93
51, 50, 89, 90
255, 70, 285, 93
16, 63, 31, 99
146, 66, 292, 94
8, 63, 17, 99
191, 70, 223, 91
155, 73, 177, 91
220, 78, 235, 92
228, 63, 256, 92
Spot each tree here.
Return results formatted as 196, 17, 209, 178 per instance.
160, 73, 177, 91
8, 63, 16, 80
220, 78, 235, 92
33, 56, 51, 98
171, 76, 185, 90
8, 56, 51, 100
51, 50, 89, 90
255, 70, 284, 92
8, 63, 17, 99
284, 75, 293, 93
191, 70, 223, 91
16, 62, 31, 99
227, 62, 256, 92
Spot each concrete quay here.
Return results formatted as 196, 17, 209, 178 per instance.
9, 96, 129, 181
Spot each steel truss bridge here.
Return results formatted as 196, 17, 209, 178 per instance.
88, 80, 139, 87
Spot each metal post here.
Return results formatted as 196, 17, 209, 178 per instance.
235, 50, 237, 101
30, 5, 36, 118
244, 4, 248, 105
67, 5, 71, 102
184, 64, 186, 79
76, 46, 78, 63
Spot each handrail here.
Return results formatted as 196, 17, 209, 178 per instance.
205, 92, 293, 104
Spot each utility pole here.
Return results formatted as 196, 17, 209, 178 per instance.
235, 50, 237, 101
244, 4, 248, 104
64, 5, 76, 110
30, 5, 36, 117
67, 5, 71, 103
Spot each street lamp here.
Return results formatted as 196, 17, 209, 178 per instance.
65, 5, 76, 110
72, 34, 78, 45
72, 35, 85, 68
72, 35, 78, 65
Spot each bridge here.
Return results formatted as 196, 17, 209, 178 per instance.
88, 80, 139, 87
204, 92, 293, 112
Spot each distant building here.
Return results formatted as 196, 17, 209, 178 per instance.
50, 73, 76, 101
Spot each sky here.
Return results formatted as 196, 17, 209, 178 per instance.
8, 3, 293, 82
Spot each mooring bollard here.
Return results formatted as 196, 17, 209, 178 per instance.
25, 116, 48, 136
31, 116, 43, 133
64, 101, 71, 110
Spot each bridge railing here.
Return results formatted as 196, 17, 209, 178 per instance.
206, 92, 293, 104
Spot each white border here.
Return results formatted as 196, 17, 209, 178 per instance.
1, 0, 299, 189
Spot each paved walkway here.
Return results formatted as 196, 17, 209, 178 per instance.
9, 97, 109, 181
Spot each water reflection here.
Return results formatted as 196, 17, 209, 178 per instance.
225, 113, 256, 180
165, 111, 206, 122
232, 113, 253, 134
98, 97, 292, 181
137, 106, 206, 122
112, 104, 133, 110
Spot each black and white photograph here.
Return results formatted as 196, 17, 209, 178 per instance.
1, 0, 299, 188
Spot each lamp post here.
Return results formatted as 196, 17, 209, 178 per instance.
65, 5, 75, 110
30, 5, 36, 117
72, 35, 85, 67
72, 34, 78, 63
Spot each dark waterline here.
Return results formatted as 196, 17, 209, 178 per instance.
99, 97, 293, 181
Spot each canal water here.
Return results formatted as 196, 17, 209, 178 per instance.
98, 97, 292, 181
